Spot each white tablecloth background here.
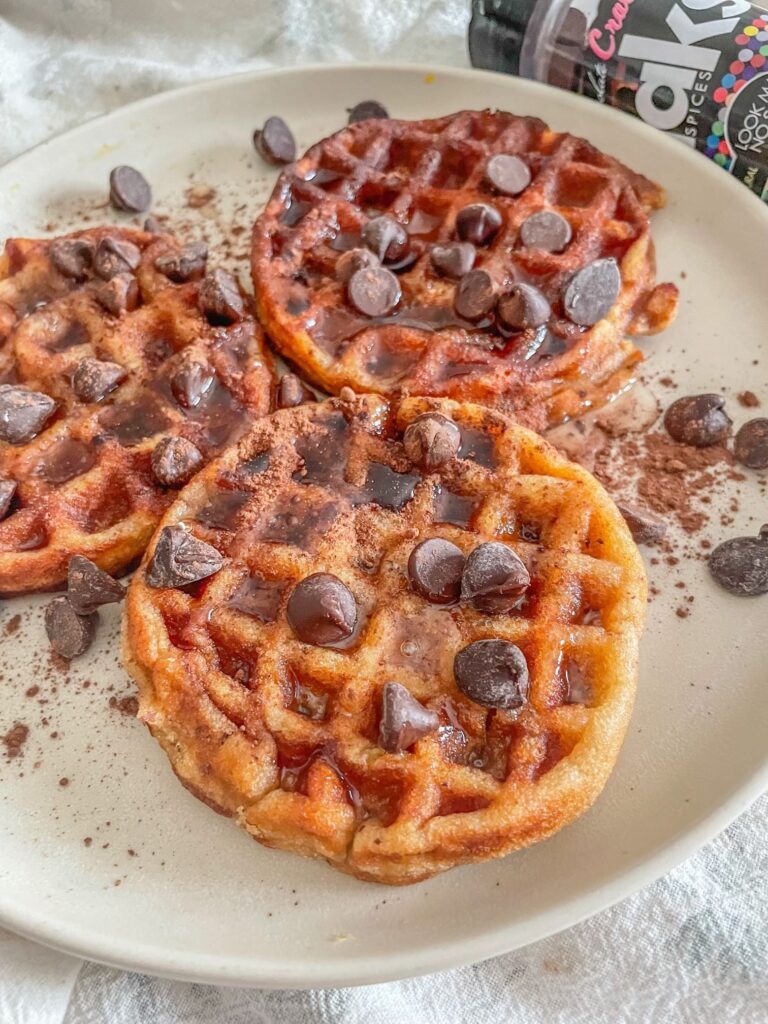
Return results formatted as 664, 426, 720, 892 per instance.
0, 2, 766, 1020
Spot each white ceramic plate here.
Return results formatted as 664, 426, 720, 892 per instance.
0, 64, 766, 990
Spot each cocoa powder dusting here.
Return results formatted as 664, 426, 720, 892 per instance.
4, 614, 21, 635
109, 695, 139, 718
3, 723, 29, 760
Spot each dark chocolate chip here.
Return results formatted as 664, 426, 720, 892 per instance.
454, 268, 496, 321
379, 682, 439, 752
50, 238, 95, 280
198, 268, 245, 324
454, 639, 529, 709
709, 526, 768, 596
663, 394, 732, 447
67, 554, 125, 615
93, 237, 141, 280
151, 436, 204, 487
335, 247, 379, 284
486, 153, 531, 196
429, 241, 476, 279
563, 257, 621, 326
617, 502, 667, 546
497, 283, 551, 330
72, 358, 127, 403
0, 479, 16, 519
154, 242, 209, 283
348, 100, 389, 123
0, 385, 56, 444
253, 116, 296, 165
361, 215, 408, 264
734, 418, 768, 470
95, 273, 139, 315
460, 542, 530, 614
519, 210, 572, 252
146, 525, 225, 589
408, 538, 465, 604
455, 203, 502, 247
286, 572, 357, 646
403, 413, 461, 471
109, 165, 152, 213
347, 266, 401, 317
44, 596, 97, 659
143, 216, 163, 233
277, 373, 317, 409
170, 361, 215, 409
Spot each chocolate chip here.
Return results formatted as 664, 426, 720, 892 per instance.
403, 413, 461, 470
0, 479, 16, 519
519, 210, 572, 252
277, 373, 317, 409
454, 639, 529, 709
663, 394, 732, 447
50, 238, 94, 280
378, 682, 439, 752
72, 359, 127, 403
154, 242, 209, 283
734, 418, 768, 470
497, 283, 551, 330
429, 242, 476, 279
335, 247, 379, 284
0, 386, 56, 444
95, 273, 139, 315
67, 555, 125, 615
198, 269, 244, 324
146, 525, 224, 589
143, 216, 163, 233
151, 437, 204, 487
454, 269, 497, 321
253, 116, 296, 165
460, 542, 530, 614
287, 572, 357, 646
408, 538, 465, 604
109, 165, 152, 213
616, 502, 667, 546
170, 361, 215, 409
563, 257, 621, 326
44, 596, 97, 659
486, 153, 531, 195
93, 237, 141, 280
348, 100, 389, 123
347, 266, 401, 317
709, 526, 768, 596
361, 216, 408, 264
455, 203, 502, 247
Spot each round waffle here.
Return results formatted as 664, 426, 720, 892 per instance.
0, 226, 274, 594
123, 391, 647, 884
252, 109, 678, 429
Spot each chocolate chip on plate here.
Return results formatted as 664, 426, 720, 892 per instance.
335, 247, 379, 283
276, 372, 317, 409
44, 596, 97, 659
455, 203, 503, 247
0, 385, 56, 444
734, 418, 768, 470
519, 210, 572, 253
461, 542, 530, 614
563, 257, 621, 326
253, 116, 296, 166
50, 238, 95, 280
497, 283, 551, 330
72, 358, 127, 404
67, 554, 125, 615
348, 100, 389, 123
198, 268, 245, 324
663, 394, 732, 447
143, 215, 163, 234
93, 237, 141, 280
347, 266, 401, 317
151, 436, 204, 487
109, 165, 152, 213
154, 241, 209, 283
616, 502, 667, 546
403, 412, 461, 470
146, 525, 225, 589
95, 273, 139, 316
485, 153, 531, 196
170, 361, 215, 409
361, 215, 409, 264
408, 538, 465, 604
0, 479, 16, 519
454, 639, 529, 709
379, 681, 439, 753
709, 526, 768, 596
429, 241, 476, 280
287, 572, 357, 646
454, 268, 497, 321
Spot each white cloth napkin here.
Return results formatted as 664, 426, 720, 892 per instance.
0, 2, 766, 1021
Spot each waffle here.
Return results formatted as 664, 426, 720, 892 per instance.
252, 109, 678, 430
123, 391, 647, 884
0, 227, 274, 594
